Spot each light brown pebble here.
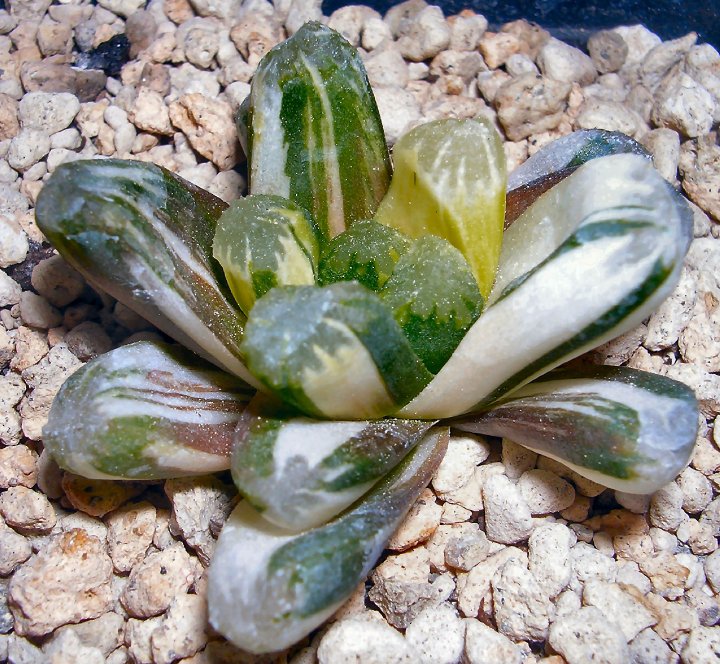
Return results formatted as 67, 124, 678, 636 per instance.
464, 619, 522, 664
627, 627, 676, 664
19, 291, 62, 329
682, 626, 720, 663
9, 529, 113, 637
52, 611, 125, 658
105, 501, 156, 573
638, 552, 691, 600
151, 593, 208, 664
317, 613, 418, 663
61, 474, 144, 518
0, 485, 56, 533
518, 469, 576, 514
0, 444, 37, 488
121, 542, 199, 618
126, 614, 164, 664
549, 605, 629, 664
0, 518, 32, 574
583, 580, 657, 641
30, 254, 85, 307
482, 473, 534, 544
587, 30, 628, 73
387, 488, 442, 551
528, 522, 574, 598
405, 603, 465, 664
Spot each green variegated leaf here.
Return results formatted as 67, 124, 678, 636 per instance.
35, 159, 259, 387
506, 129, 651, 226
454, 366, 698, 494
43, 341, 253, 480
232, 394, 435, 531
318, 219, 411, 290
241, 283, 433, 419
246, 22, 391, 240
212, 195, 321, 315
374, 117, 506, 298
400, 154, 693, 419
381, 235, 483, 374
209, 426, 448, 654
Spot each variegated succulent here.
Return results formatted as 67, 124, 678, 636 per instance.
36, 22, 699, 655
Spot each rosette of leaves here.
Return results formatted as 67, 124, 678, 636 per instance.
36, 22, 698, 655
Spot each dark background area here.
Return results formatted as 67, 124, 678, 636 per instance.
323, 0, 720, 50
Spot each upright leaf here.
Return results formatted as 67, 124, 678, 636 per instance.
43, 341, 253, 480
232, 394, 435, 531
246, 22, 392, 240
381, 235, 483, 373
213, 195, 321, 315
455, 366, 698, 494
374, 117, 506, 298
35, 159, 259, 386
209, 427, 448, 654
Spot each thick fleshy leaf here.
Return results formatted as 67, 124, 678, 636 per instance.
43, 341, 253, 480
374, 117, 506, 298
209, 426, 448, 654
506, 129, 650, 227
241, 282, 433, 419
381, 235, 483, 374
400, 154, 693, 418
318, 219, 411, 291
231, 394, 435, 531
212, 195, 320, 315
35, 159, 259, 387
245, 22, 392, 240
454, 366, 698, 494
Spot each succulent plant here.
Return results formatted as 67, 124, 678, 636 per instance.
36, 22, 698, 655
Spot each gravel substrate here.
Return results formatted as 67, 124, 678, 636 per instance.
1, 0, 720, 662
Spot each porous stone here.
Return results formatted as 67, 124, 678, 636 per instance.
19, 291, 62, 329
549, 606, 629, 664
495, 73, 571, 141
482, 473, 534, 544
18, 92, 79, 135
151, 593, 208, 664
369, 548, 454, 628
518, 469, 575, 514
7, 129, 50, 172
0, 486, 56, 533
387, 488, 442, 551
164, 475, 235, 565
652, 71, 715, 138
649, 481, 685, 531
641, 32, 697, 90
405, 603, 465, 664
680, 137, 720, 222
537, 37, 597, 85
528, 522, 574, 598
317, 614, 418, 663
681, 626, 720, 663
52, 611, 125, 658
0, 271, 21, 307
121, 542, 198, 618
373, 85, 422, 145
638, 552, 690, 600
65, 321, 113, 361
396, 5, 451, 62
479, 31, 523, 69
588, 30, 628, 73
30, 255, 85, 308
0, 445, 36, 489
0, 519, 32, 575
448, 11, 487, 52
0, 94, 20, 141
583, 581, 657, 641
444, 528, 491, 572
677, 466, 713, 515
492, 557, 551, 641
0, 214, 28, 268
168, 93, 240, 170
432, 434, 490, 494
61, 474, 143, 518
570, 542, 617, 586
9, 530, 113, 637
105, 501, 156, 573
464, 620, 522, 664
128, 88, 173, 136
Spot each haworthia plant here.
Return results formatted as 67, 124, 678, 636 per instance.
34, 159, 260, 388
381, 235, 483, 374
243, 22, 392, 240
241, 282, 433, 419
212, 194, 321, 315
400, 153, 693, 419
455, 366, 698, 494
209, 427, 448, 654
505, 130, 651, 226
374, 117, 506, 298
43, 341, 253, 479
318, 219, 411, 291
232, 394, 435, 530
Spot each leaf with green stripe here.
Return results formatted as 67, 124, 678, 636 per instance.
245, 22, 391, 240
381, 235, 483, 374
43, 341, 253, 480
231, 393, 435, 531
209, 426, 448, 654
241, 282, 433, 419
400, 153, 693, 419
374, 117, 506, 298
506, 130, 651, 227
35, 159, 259, 387
454, 366, 698, 494
318, 219, 411, 291
212, 195, 321, 315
